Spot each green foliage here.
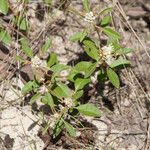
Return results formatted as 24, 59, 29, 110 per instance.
107, 68, 120, 88
15, 55, 25, 63
83, 39, 99, 61
14, 0, 132, 139
0, 29, 11, 44
22, 81, 39, 94
110, 59, 131, 68
75, 78, 90, 91
42, 92, 54, 108
84, 62, 97, 78
72, 90, 84, 100
51, 82, 71, 99
41, 38, 52, 53
0, 0, 9, 15
53, 118, 64, 138
56, 82, 72, 98
50, 64, 69, 74
75, 103, 101, 117
20, 38, 33, 58
98, 7, 113, 16
68, 61, 97, 82
82, 0, 90, 12
14, 16, 29, 31
64, 121, 76, 137
102, 27, 121, 40
47, 53, 58, 68
70, 31, 87, 42
30, 93, 41, 104
116, 48, 133, 55
101, 16, 111, 27
44, 0, 52, 5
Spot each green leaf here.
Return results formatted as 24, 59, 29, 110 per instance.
98, 69, 107, 82
76, 103, 101, 117
102, 27, 121, 40
57, 82, 72, 98
53, 118, 64, 138
19, 18, 28, 31
44, 0, 52, 5
83, 39, 99, 61
116, 48, 133, 55
22, 81, 38, 94
68, 61, 96, 80
47, 53, 58, 68
42, 123, 50, 135
72, 90, 83, 100
64, 121, 76, 137
109, 40, 122, 52
42, 92, 54, 107
107, 68, 120, 88
0, 0, 9, 15
52, 83, 71, 99
13, 15, 29, 31
82, 0, 90, 12
50, 64, 69, 74
30, 93, 41, 104
110, 59, 131, 68
70, 31, 87, 42
75, 61, 93, 72
101, 16, 111, 27
98, 7, 113, 16
41, 38, 52, 53
15, 55, 25, 63
84, 62, 97, 78
68, 61, 94, 81
20, 38, 33, 58
22, 81, 33, 94
75, 78, 90, 91
0, 29, 11, 44
67, 69, 79, 82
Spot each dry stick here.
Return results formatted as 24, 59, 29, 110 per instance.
122, 70, 144, 119
144, 118, 150, 150
4, 11, 57, 82
19, 118, 34, 150
7, 1, 30, 75
116, 1, 150, 60
0, 137, 8, 150
129, 68, 150, 101
113, 1, 150, 104
117, 16, 150, 102
0, 9, 27, 81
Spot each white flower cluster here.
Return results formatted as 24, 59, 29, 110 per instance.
64, 98, 74, 108
101, 44, 114, 65
38, 85, 48, 94
31, 56, 46, 68
84, 11, 96, 23
31, 56, 43, 68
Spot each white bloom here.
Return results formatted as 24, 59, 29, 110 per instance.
38, 85, 48, 94
31, 56, 47, 68
102, 44, 113, 56
105, 55, 115, 65
101, 44, 114, 65
84, 11, 96, 23
31, 56, 43, 68
53, 113, 60, 119
64, 98, 74, 108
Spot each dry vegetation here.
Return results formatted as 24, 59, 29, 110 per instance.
0, 0, 150, 150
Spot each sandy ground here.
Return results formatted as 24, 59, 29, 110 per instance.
0, 0, 150, 150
